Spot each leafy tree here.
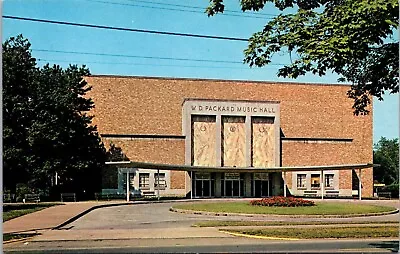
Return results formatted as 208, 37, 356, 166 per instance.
373, 137, 399, 185
206, 0, 399, 115
106, 142, 130, 162
3, 35, 106, 198
3, 35, 37, 193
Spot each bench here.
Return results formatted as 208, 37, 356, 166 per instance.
325, 190, 340, 197
95, 193, 126, 201
23, 194, 40, 203
142, 191, 156, 197
377, 192, 391, 199
303, 190, 318, 197
4, 193, 16, 203
61, 193, 76, 202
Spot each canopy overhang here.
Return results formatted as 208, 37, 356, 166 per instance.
105, 161, 374, 173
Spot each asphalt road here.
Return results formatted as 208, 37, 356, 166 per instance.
5, 199, 399, 253
5, 239, 399, 253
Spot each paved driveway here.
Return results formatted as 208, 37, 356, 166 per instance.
66, 199, 399, 231
5, 199, 399, 253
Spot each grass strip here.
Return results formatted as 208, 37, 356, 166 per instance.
174, 202, 395, 215
224, 226, 399, 239
3, 203, 61, 221
4, 233, 39, 242
194, 220, 398, 227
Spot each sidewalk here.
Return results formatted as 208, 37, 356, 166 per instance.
4, 201, 128, 234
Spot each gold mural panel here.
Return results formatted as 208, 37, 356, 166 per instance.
252, 117, 275, 167
222, 116, 246, 167
192, 115, 216, 166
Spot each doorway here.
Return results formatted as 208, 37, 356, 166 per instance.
253, 173, 270, 197
193, 173, 214, 197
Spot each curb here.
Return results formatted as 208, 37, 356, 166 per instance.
170, 207, 399, 218
219, 230, 300, 241
53, 199, 200, 230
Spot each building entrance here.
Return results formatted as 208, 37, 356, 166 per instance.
222, 173, 244, 197
193, 173, 214, 197
252, 173, 270, 197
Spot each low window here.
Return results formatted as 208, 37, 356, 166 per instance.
325, 174, 334, 188
154, 173, 166, 190
139, 173, 150, 189
297, 174, 306, 188
311, 174, 320, 188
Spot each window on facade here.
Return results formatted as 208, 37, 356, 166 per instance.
325, 174, 334, 188
311, 174, 320, 188
297, 174, 306, 188
139, 173, 150, 189
154, 173, 166, 190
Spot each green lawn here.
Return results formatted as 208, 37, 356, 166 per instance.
224, 226, 399, 239
174, 201, 395, 215
194, 220, 397, 227
3, 203, 61, 221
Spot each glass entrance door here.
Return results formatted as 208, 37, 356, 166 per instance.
253, 173, 270, 197
222, 173, 244, 197
194, 173, 214, 197
254, 180, 269, 197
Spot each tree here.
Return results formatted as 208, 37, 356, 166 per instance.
106, 142, 130, 162
373, 137, 399, 185
206, 0, 399, 115
3, 35, 37, 193
3, 35, 106, 197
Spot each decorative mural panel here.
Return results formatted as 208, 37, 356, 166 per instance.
192, 115, 216, 166
222, 116, 246, 167
252, 117, 275, 167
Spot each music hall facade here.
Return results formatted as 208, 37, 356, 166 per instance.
86, 75, 373, 198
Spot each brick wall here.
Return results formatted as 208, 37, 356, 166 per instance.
102, 138, 185, 190
87, 76, 373, 197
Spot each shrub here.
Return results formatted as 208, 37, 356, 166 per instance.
250, 196, 315, 207
381, 184, 399, 198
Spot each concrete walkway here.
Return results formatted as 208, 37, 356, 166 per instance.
4, 201, 128, 234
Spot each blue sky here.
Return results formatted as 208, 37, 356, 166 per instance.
3, 0, 399, 143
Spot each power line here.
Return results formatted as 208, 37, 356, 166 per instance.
33, 49, 244, 64
36, 58, 283, 69
3, 15, 248, 42
86, 0, 274, 19
128, 0, 277, 17
32, 48, 288, 66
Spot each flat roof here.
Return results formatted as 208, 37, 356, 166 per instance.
88, 74, 349, 88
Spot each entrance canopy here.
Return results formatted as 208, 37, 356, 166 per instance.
105, 161, 375, 200
105, 161, 374, 173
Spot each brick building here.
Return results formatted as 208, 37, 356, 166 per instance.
86, 75, 373, 198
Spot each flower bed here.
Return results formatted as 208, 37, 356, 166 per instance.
250, 196, 315, 207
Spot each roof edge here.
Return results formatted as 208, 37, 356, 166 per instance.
86, 74, 350, 87
105, 161, 374, 172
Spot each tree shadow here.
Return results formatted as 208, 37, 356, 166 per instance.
369, 241, 399, 253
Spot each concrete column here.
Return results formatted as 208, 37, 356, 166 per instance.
244, 173, 252, 197
126, 171, 130, 202
283, 171, 287, 197
321, 170, 324, 200
157, 169, 160, 201
215, 173, 221, 197
245, 115, 252, 167
216, 115, 222, 167
190, 171, 193, 199
359, 169, 362, 200
117, 168, 124, 193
